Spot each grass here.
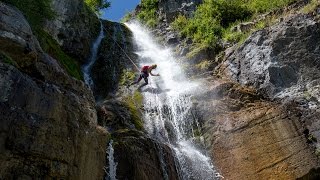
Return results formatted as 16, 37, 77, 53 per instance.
171, 0, 296, 53
35, 29, 83, 80
301, 0, 320, 14
119, 69, 136, 86
196, 60, 212, 71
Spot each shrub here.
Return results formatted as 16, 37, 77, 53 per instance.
85, 0, 110, 13
136, 0, 159, 28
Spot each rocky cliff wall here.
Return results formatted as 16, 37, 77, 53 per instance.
146, 0, 320, 179
202, 10, 320, 180
45, 0, 100, 63
0, 2, 108, 179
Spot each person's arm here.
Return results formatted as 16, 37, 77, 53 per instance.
148, 68, 160, 76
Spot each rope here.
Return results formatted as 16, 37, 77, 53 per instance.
102, 27, 140, 72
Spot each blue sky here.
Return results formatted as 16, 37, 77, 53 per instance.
101, 0, 140, 22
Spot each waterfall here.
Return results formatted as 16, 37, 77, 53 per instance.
104, 140, 117, 180
83, 21, 105, 88
125, 22, 223, 180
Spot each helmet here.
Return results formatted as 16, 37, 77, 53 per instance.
152, 64, 157, 68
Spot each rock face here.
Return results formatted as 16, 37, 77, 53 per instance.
193, 13, 320, 179
158, 0, 203, 23
45, 0, 100, 63
220, 14, 320, 98
0, 2, 108, 179
194, 79, 320, 179
91, 20, 137, 100
112, 130, 179, 180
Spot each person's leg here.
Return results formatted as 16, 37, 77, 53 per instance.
131, 74, 143, 85
139, 75, 148, 88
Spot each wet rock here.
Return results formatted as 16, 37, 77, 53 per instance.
158, 0, 203, 23
111, 129, 179, 180
194, 79, 320, 180
0, 3, 109, 179
44, 0, 100, 63
221, 14, 320, 98
91, 20, 137, 99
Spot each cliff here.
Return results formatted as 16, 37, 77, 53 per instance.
131, 0, 320, 179
0, 1, 108, 179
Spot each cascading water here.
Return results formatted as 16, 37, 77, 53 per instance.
125, 22, 223, 180
104, 140, 118, 180
83, 22, 105, 88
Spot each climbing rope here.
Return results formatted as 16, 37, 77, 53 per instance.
102, 27, 140, 72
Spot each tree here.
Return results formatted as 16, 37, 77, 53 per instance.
85, 0, 111, 13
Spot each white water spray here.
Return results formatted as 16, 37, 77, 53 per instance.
125, 21, 222, 180
83, 22, 105, 88
104, 140, 117, 180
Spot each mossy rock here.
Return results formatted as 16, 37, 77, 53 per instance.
122, 91, 144, 131
35, 29, 83, 80
0, 51, 16, 66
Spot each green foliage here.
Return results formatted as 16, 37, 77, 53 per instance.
35, 29, 83, 80
123, 91, 144, 131
247, 0, 295, 13
85, 0, 111, 13
120, 69, 136, 86
172, 0, 295, 50
0, 51, 15, 66
137, 0, 159, 28
2, 0, 55, 29
196, 60, 211, 71
121, 12, 133, 23
301, 0, 320, 14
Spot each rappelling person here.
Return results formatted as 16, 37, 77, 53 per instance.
130, 64, 160, 88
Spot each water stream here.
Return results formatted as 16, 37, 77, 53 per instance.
104, 140, 117, 180
83, 22, 105, 88
125, 22, 222, 180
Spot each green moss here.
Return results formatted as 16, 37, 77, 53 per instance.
120, 69, 136, 86
3, 0, 55, 29
0, 51, 15, 66
196, 60, 211, 71
301, 0, 320, 14
123, 91, 144, 131
35, 29, 83, 80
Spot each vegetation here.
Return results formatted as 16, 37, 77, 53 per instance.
172, 0, 296, 50
2, 0, 55, 29
84, 0, 111, 13
3, 0, 84, 80
137, 0, 159, 28
121, 12, 134, 23
120, 69, 136, 86
36, 29, 83, 80
123, 91, 144, 131
0, 51, 15, 66
301, 0, 320, 14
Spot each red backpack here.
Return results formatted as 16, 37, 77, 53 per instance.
141, 66, 149, 73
